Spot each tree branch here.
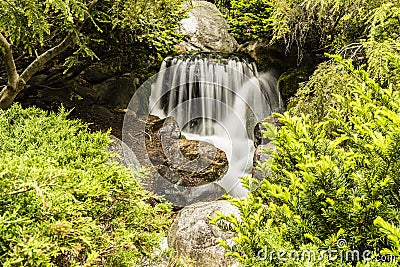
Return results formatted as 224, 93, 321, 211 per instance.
0, 32, 19, 88
20, 36, 72, 83
19, 0, 99, 84
8, 183, 56, 195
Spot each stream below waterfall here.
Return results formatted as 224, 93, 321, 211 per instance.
149, 53, 284, 197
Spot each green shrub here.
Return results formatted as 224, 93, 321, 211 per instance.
0, 104, 172, 266
374, 217, 400, 257
287, 60, 359, 122
207, 0, 274, 42
212, 3, 400, 265
271, 0, 390, 57
225, 0, 274, 42
213, 57, 400, 267
288, 2, 400, 122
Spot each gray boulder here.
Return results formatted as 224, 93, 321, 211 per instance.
90, 105, 114, 121
168, 200, 239, 267
177, 1, 238, 53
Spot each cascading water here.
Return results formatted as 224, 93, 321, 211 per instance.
149, 53, 284, 197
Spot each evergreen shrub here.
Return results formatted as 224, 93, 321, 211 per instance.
212, 3, 400, 265
0, 104, 172, 266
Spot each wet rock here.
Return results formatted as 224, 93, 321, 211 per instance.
168, 200, 239, 267
73, 76, 137, 109
122, 115, 229, 207
95, 77, 136, 108
277, 66, 313, 104
145, 116, 229, 187
147, 115, 181, 140
253, 116, 284, 147
238, 39, 312, 70
164, 139, 228, 186
144, 115, 181, 166
239, 39, 289, 69
107, 134, 226, 207
177, 1, 238, 53
252, 117, 281, 181
28, 74, 48, 85
82, 66, 113, 84
153, 179, 227, 208
100, 76, 137, 108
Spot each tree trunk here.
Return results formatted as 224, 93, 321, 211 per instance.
0, 32, 71, 109
0, 85, 19, 109
0, 77, 25, 109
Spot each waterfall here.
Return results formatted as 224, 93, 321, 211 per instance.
149, 53, 284, 197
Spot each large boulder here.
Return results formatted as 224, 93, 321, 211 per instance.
168, 200, 239, 267
177, 1, 239, 53
122, 115, 228, 207
74, 75, 138, 109
238, 39, 293, 69
145, 116, 229, 187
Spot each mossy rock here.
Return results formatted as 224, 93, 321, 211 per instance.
277, 66, 313, 104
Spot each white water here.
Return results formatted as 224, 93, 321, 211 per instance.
149, 54, 284, 197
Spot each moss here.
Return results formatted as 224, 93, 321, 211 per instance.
277, 66, 313, 105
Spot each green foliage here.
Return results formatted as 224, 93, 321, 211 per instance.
290, 1, 400, 120
209, 0, 232, 13
364, 3, 400, 90
0, 104, 172, 266
0, 0, 186, 70
212, 2, 400, 265
216, 0, 398, 57
210, 0, 399, 70
367, 2, 400, 42
214, 56, 400, 267
288, 60, 359, 121
218, 0, 400, 105
87, 0, 186, 67
374, 217, 400, 256
225, 0, 274, 42
271, 0, 390, 56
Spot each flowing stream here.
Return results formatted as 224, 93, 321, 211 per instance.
149, 53, 284, 197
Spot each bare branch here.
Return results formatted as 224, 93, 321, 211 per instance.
0, 32, 19, 88
8, 187, 34, 195
88, 0, 99, 12
20, 36, 72, 83
8, 183, 56, 195
19, 0, 100, 84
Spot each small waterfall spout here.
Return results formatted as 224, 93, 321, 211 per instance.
149, 53, 284, 197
